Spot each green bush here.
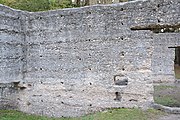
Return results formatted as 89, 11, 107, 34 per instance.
49, 0, 73, 10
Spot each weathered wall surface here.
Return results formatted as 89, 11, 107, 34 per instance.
152, 33, 180, 82
0, 5, 24, 83
0, 0, 180, 117
22, 1, 154, 117
0, 83, 19, 109
150, 0, 180, 82
0, 5, 26, 109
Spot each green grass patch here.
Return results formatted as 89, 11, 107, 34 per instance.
154, 96, 179, 107
0, 108, 164, 120
143, 109, 165, 120
154, 85, 180, 107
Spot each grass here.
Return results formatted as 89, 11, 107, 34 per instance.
175, 65, 180, 79
154, 95, 179, 107
0, 108, 164, 120
143, 109, 165, 120
153, 65, 180, 106
152, 65, 180, 107
154, 85, 180, 107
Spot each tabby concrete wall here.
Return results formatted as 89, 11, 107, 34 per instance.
0, 0, 180, 117
22, 0, 154, 117
0, 5, 25, 110
152, 33, 180, 83
0, 5, 24, 83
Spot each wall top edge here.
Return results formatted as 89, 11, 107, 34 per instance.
0, 4, 28, 13
0, 0, 148, 14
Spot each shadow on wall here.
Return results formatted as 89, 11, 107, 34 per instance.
175, 47, 180, 79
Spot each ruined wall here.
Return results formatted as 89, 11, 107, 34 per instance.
0, 5, 26, 110
0, 5, 24, 83
21, 1, 155, 117
152, 33, 180, 82
0, 0, 180, 118
149, 0, 180, 82
0, 82, 19, 109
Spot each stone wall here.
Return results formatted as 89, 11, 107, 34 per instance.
0, 82, 19, 109
0, 5, 24, 83
0, 0, 179, 117
152, 33, 180, 82
0, 5, 25, 109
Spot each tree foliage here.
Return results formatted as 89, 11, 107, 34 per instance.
0, 0, 74, 12
0, 0, 132, 12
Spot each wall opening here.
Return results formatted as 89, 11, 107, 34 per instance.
175, 47, 180, 79
114, 75, 128, 86
168, 46, 180, 79
153, 47, 180, 107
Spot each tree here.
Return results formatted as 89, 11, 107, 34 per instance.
0, 0, 73, 12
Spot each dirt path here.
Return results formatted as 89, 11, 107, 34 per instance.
157, 114, 180, 120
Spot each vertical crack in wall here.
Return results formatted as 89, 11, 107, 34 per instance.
20, 14, 28, 82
